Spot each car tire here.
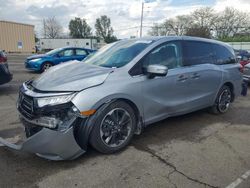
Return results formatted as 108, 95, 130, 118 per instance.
209, 85, 232, 114
89, 101, 136, 154
41, 62, 53, 72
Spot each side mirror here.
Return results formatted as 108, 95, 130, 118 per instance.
147, 65, 168, 79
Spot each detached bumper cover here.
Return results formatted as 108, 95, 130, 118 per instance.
0, 126, 85, 161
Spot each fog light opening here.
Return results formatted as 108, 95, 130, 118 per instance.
35, 117, 62, 129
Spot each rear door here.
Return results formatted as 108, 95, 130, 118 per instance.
182, 40, 222, 109
55, 49, 75, 65
74, 49, 88, 61
213, 44, 242, 97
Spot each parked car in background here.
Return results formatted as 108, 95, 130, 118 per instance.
25, 47, 96, 72
0, 37, 242, 160
243, 63, 250, 83
234, 49, 250, 59
0, 50, 12, 85
239, 56, 250, 67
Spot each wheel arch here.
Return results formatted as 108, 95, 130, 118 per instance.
92, 97, 143, 129
73, 96, 143, 151
110, 98, 141, 126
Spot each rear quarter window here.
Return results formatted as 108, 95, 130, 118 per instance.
213, 44, 236, 64
183, 41, 214, 66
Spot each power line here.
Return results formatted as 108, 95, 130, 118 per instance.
114, 26, 140, 31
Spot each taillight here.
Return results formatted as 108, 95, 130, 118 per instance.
0, 56, 7, 63
239, 64, 244, 73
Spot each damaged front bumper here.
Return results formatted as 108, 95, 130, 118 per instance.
0, 81, 89, 160
0, 125, 85, 161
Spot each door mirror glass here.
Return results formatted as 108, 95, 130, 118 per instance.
147, 64, 168, 78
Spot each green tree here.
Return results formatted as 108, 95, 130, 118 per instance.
69, 17, 92, 38
34, 33, 39, 43
95, 15, 117, 43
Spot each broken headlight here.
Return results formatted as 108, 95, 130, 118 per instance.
36, 93, 76, 108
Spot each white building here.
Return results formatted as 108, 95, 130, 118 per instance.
39, 38, 105, 51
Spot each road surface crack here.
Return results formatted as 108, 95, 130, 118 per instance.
167, 170, 178, 188
133, 144, 218, 188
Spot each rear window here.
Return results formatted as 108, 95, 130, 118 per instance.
213, 44, 236, 64
76, 49, 87, 56
183, 41, 214, 66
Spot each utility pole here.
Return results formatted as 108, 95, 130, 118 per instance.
43, 18, 46, 38
139, 2, 144, 38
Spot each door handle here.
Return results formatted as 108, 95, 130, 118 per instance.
191, 73, 200, 79
178, 74, 188, 82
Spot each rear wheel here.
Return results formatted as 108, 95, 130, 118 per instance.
41, 62, 53, 72
90, 101, 136, 154
210, 85, 232, 114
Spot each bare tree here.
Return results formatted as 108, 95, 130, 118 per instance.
186, 25, 211, 38
166, 15, 193, 36
191, 7, 217, 29
214, 7, 250, 38
42, 17, 63, 38
148, 23, 171, 36
148, 6, 250, 39
148, 15, 192, 36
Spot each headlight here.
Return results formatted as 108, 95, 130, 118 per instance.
36, 93, 76, 108
30, 58, 41, 62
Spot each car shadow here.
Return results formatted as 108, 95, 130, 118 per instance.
0, 95, 249, 187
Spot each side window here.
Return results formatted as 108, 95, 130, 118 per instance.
143, 41, 183, 69
59, 49, 74, 57
213, 44, 236, 64
183, 41, 214, 66
76, 49, 87, 56
129, 61, 143, 76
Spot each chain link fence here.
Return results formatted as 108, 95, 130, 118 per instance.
226, 42, 250, 51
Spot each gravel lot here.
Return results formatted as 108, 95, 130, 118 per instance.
0, 54, 250, 188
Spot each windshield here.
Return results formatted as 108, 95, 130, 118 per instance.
46, 48, 63, 55
84, 40, 152, 68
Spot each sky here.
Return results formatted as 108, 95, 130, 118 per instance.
0, 0, 250, 39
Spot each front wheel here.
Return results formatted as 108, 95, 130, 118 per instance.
90, 101, 136, 154
210, 85, 232, 114
41, 62, 53, 72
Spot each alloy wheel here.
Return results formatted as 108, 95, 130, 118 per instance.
43, 63, 52, 72
100, 108, 132, 148
218, 89, 231, 113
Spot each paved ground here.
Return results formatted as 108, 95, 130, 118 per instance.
0, 54, 249, 188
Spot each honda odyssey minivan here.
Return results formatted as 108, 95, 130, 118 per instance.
0, 36, 242, 160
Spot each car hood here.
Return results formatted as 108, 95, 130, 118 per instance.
32, 61, 113, 92
27, 54, 49, 60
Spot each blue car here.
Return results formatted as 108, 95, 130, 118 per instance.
25, 47, 95, 72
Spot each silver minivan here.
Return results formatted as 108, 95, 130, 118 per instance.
0, 36, 242, 160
